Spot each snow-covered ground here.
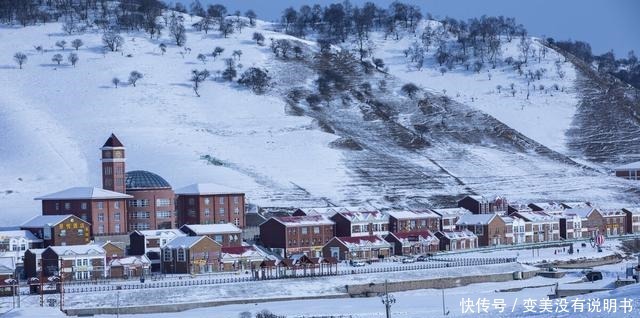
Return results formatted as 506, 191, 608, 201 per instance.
374, 20, 579, 155
0, 18, 349, 225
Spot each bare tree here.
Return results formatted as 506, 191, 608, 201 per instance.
238, 67, 270, 94
170, 19, 187, 46
52, 53, 63, 65
159, 43, 167, 55
13, 52, 27, 69
519, 37, 532, 64
102, 32, 124, 52
197, 53, 207, 64
128, 71, 143, 87
112, 77, 121, 88
212, 46, 224, 60
190, 69, 210, 97
55, 40, 67, 50
71, 39, 83, 50
245, 10, 257, 26
232, 50, 243, 60
67, 53, 79, 67
252, 32, 265, 45
373, 58, 385, 71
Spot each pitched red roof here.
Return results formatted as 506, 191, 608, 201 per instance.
103, 133, 124, 147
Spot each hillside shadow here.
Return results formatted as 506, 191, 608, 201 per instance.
170, 83, 191, 88
0, 65, 16, 69
39, 63, 66, 68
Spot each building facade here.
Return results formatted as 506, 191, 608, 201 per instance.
331, 210, 389, 237
455, 213, 507, 246
21, 215, 91, 247
259, 216, 335, 258
175, 183, 246, 228
160, 236, 222, 274
322, 235, 391, 261
179, 224, 242, 247
387, 210, 440, 233
384, 230, 439, 256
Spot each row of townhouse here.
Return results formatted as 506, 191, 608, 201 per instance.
4, 214, 271, 282
258, 207, 478, 260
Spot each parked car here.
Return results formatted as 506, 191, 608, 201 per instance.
350, 260, 366, 267
416, 255, 429, 262
402, 257, 416, 264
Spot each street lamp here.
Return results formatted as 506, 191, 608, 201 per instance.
380, 280, 396, 318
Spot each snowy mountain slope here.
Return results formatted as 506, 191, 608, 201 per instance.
0, 15, 638, 225
0, 18, 348, 224
372, 20, 579, 155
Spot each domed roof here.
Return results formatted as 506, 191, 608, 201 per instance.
125, 170, 171, 190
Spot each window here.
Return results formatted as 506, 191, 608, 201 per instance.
188, 210, 196, 217
233, 196, 239, 204
114, 201, 120, 209
313, 227, 320, 234
114, 212, 121, 221
156, 211, 172, 219
204, 198, 210, 205
81, 214, 88, 221
156, 199, 171, 206
81, 202, 87, 210
115, 224, 121, 233
163, 249, 172, 261
64, 203, 71, 210
234, 207, 239, 215
98, 225, 104, 234
219, 208, 225, 215
98, 213, 104, 222
234, 218, 239, 226
219, 197, 225, 204
55, 203, 60, 211
78, 229, 84, 236
188, 198, 195, 206
131, 211, 150, 219
177, 248, 186, 262
301, 227, 308, 235
104, 166, 112, 175
97, 202, 104, 210
128, 200, 149, 207
204, 208, 210, 217
59, 229, 66, 237
214, 235, 223, 244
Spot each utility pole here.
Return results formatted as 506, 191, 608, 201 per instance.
441, 289, 450, 315
380, 280, 396, 318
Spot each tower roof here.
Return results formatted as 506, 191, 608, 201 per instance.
103, 133, 124, 148
126, 170, 171, 190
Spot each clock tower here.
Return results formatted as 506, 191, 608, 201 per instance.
101, 133, 126, 193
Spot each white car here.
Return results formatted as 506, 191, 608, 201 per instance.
402, 257, 416, 264
350, 260, 366, 267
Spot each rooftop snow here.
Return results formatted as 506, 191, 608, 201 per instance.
431, 207, 472, 217
273, 215, 335, 226
34, 187, 132, 200
0, 230, 42, 241
456, 213, 497, 225
136, 229, 186, 238
615, 161, 640, 170
48, 244, 105, 256
181, 223, 241, 235
174, 183, 244, 195
386, 210, 439, 220
164, 236, 213, 249
21, 215, 74, 228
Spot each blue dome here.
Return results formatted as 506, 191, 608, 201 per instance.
125, 170, 171, 190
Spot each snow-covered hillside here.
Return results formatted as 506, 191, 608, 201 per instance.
373, 20, 578, 154
0, 14, 638, 225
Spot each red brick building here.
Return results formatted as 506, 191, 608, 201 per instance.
21, 215, 91, 247
124, 170, 176, 231
455, 213, 508, 246
322, 235, 391, 261
24, 244, 107, 281
434, 230, 478, 251
614, 161, 640, 180
160, 236, 222, 274
458, 195, 509, 214
623, 208, 640, 234
35, 187, 131, 235
101, 133, 127, 193
387, 210, 440, 233
330, 210, 389, 237
384, 230, 439, 256
259, 216, 334, 258
179, 224, 242, 247
175, 183, 246, 228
